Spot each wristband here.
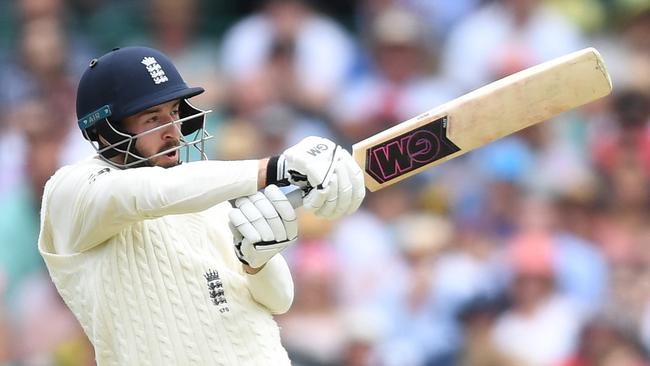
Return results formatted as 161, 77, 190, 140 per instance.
266, 155, 290, 187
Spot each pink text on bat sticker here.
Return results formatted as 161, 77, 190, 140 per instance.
365, 116, 460, 184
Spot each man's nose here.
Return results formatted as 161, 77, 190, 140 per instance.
161, 117, 182, 140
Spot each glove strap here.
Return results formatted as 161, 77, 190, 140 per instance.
234, 242, 251, 266
266, 155, 290, 187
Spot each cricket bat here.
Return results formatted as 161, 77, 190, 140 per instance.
288, 47, 612, 206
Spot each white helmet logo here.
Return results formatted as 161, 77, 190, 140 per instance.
141, 56, 168, 84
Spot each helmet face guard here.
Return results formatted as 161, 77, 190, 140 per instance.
83, 99, 214, 169
75, 47, 213, 169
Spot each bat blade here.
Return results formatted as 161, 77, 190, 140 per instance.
353, 47, 613, 192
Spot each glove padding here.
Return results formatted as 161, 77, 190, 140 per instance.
274, 136, 366, 220
276, 136, 337, 189
229, 185, 298, 269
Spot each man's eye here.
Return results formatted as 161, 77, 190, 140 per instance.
146, 116, 159, 124
171, 109, 180, 117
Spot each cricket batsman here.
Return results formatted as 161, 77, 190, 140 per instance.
37, 46, 365, 365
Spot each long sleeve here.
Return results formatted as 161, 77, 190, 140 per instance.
46, 158, 259, 253
246, 255, 294, 314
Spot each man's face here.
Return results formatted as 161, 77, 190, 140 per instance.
122, 99, 182, 168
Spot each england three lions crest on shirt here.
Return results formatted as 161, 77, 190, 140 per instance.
204, 269, 230, 313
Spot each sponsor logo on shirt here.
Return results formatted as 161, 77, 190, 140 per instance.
88, 167, 111, 183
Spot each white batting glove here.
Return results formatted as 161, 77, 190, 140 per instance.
267, 136, 337, 189
229, 185, 298, 269
267, 136, 366, 220
304, 148, 365, 219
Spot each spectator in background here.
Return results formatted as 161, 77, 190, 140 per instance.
591, 89, 650, 177
617, 7, 650, 96
279, 235, 345, 366
314, 184, 428, 364
214, 52, 286, 160
454, 116, 597, 237
330, 184, 413, 312
338, 306, 385, 366
220, 0, 354, 114
215, 55, 336, 160
431, 221, 506, 316
511, 195, 608, 316
441, 0, 584, 91
596, 161, 650, 267
0, 2, 95, 364
65, 0, 144, 52
355, 0, 482, 43
331, 5, 458, 144
14, 0, 95, 74
12, 273, 94, 366
131, 0, 222, 110
0, 0, 59, 61
594, 153, 650, 340
427, 218, 509, 362
492, 229, 584, 365
400, 0, 481, 41
542, 0, 607, 34
0, 99, 64, 309
457, 296, 521, 366
374, 212, 457, 366
563, 316, 647, 366
0, 17, 68, 119
216, 0, 346, 161
0, 98, 90, 365
16, 0, 63, 23
587, 90, 650, 335
553, 201, 610, 316
0, 15, 93, 195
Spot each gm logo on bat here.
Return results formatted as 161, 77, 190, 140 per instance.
365, 116, 461, 184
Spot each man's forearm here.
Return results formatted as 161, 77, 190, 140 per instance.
52, 159, 261, 252
258, 158, 269, 189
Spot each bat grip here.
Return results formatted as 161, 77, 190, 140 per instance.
286, 188, 304, 209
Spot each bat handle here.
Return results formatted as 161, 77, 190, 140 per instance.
286, 188, 305, 209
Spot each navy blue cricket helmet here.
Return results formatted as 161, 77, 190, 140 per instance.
76, 46, 212, 168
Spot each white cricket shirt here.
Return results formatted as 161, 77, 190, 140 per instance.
38, 157, 293, 365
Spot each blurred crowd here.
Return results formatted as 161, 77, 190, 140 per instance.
1, 0, 650, 365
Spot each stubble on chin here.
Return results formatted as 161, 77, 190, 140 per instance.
152, 157, 181, 169
150, 142, 182, 168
